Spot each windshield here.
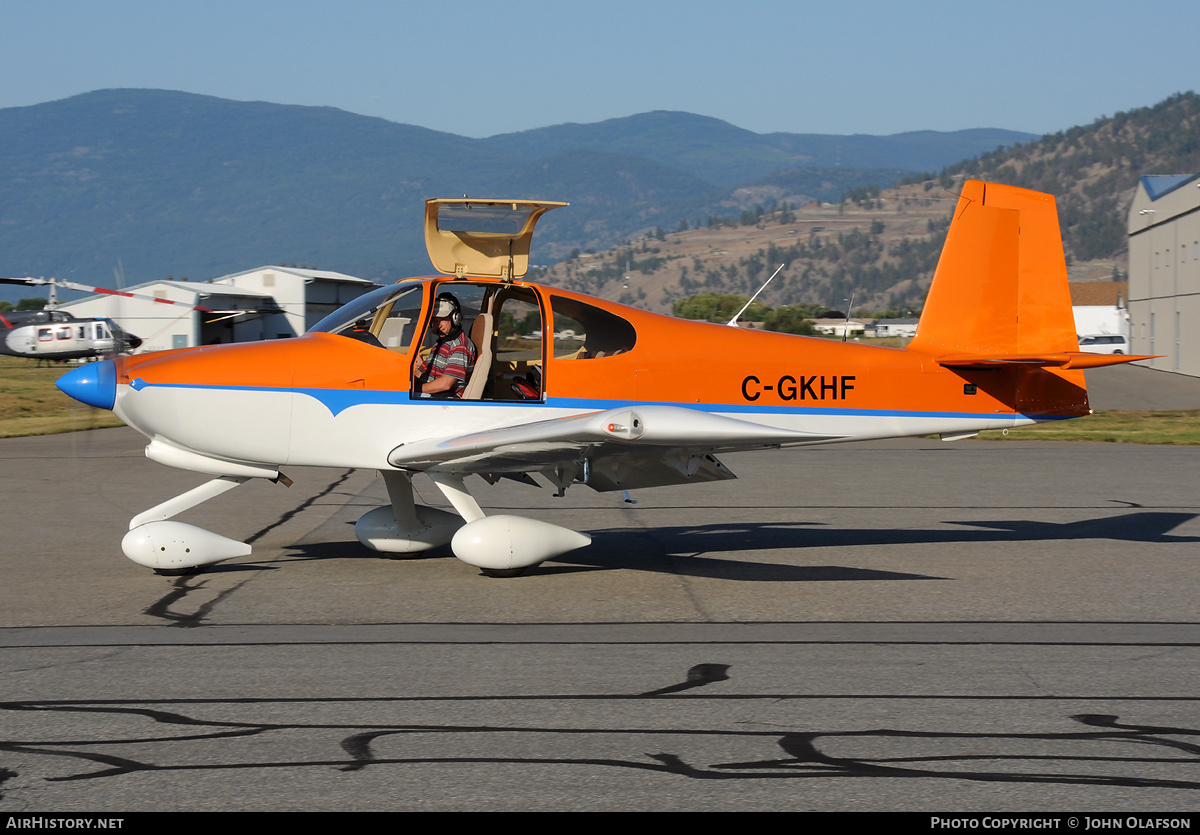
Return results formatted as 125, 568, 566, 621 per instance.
310, 283, 422, 335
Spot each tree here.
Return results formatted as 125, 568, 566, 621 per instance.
763, 306, 817, 335
673, 292, 768, 323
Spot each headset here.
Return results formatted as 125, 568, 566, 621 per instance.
432, 292, 462, 327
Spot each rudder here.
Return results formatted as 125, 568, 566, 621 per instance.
908, 180, 1078, 358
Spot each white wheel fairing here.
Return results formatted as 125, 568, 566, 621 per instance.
355, 504, 464, 554
122, 521, 251, 571
450, 515, 592, 571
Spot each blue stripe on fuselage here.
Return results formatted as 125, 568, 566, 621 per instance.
124, 378, 1075, 422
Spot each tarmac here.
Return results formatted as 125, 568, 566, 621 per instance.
1085, 362, 1200, 410
0, 362, 1198, 811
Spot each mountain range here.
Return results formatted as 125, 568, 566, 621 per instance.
0, 89, 1035, 300
549, 92, 1200, 318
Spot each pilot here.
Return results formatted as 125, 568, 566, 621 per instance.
414, 292, 477, 398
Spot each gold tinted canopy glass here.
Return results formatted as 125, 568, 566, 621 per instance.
424, 198, 567, 280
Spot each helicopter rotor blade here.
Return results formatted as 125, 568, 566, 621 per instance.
0, 276, 213, 312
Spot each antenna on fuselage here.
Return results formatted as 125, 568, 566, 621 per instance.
726, 263, 785, 328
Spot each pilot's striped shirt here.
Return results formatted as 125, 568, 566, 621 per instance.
416, 332, 476, 397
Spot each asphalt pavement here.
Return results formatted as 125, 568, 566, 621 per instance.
1085, 362, 1200, 410
1, 425, 1197, 811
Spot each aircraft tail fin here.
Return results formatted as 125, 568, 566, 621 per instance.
910, 180, 1153, 368
907, 181, 1152, 414
909, 180, 1079, 359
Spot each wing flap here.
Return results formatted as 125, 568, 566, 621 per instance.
581, 450, 737, 492
387, 404, 841, 470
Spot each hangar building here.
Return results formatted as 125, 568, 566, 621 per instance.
1128, 174, 1200, 376
57, 266, 377, 353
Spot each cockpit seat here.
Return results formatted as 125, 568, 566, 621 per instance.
461, 312, 494, 400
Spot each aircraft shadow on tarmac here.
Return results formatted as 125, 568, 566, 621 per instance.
551, 510, 1200, 579
4, 670, 1199, 792
246, 509, 1200, 582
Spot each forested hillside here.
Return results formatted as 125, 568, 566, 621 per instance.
534, 183, 958, 315
945, 92, 1200, 262
559, 92, 1200, 318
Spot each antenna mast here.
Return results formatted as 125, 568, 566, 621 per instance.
726, 264, 786, 327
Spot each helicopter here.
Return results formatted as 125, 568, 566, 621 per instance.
0, 306, 142, 361
55, 183, 1152, 577
0, 277, 163, 361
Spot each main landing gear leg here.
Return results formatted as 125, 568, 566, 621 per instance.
427, 472, 592, 577
123, 476, 255, 574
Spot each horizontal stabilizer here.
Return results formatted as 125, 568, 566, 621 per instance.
937, 353, 1159, 370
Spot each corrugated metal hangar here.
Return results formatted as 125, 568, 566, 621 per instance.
1128, 174, 1200, 377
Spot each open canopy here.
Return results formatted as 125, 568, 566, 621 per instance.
424, 198, 567, 280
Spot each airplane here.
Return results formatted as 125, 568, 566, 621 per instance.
0, 277, 157, 361
54, 182, 1153, 577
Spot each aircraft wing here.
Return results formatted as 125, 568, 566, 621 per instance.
387, 404, 844, 492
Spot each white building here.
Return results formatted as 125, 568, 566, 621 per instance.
1128, 174, 1200, 377
58, 266, 377, 353
811, 318, 867, 338
214, 267, 378, 336
871, 318, 919, 338
1070, 281, 1129, 338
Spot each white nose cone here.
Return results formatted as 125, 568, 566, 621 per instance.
122, 521, 252, 571
451, 515, 591, 571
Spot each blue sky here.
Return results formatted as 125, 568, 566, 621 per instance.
1, 0, 1196, 138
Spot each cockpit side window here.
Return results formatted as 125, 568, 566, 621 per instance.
549, 297, 637, 360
